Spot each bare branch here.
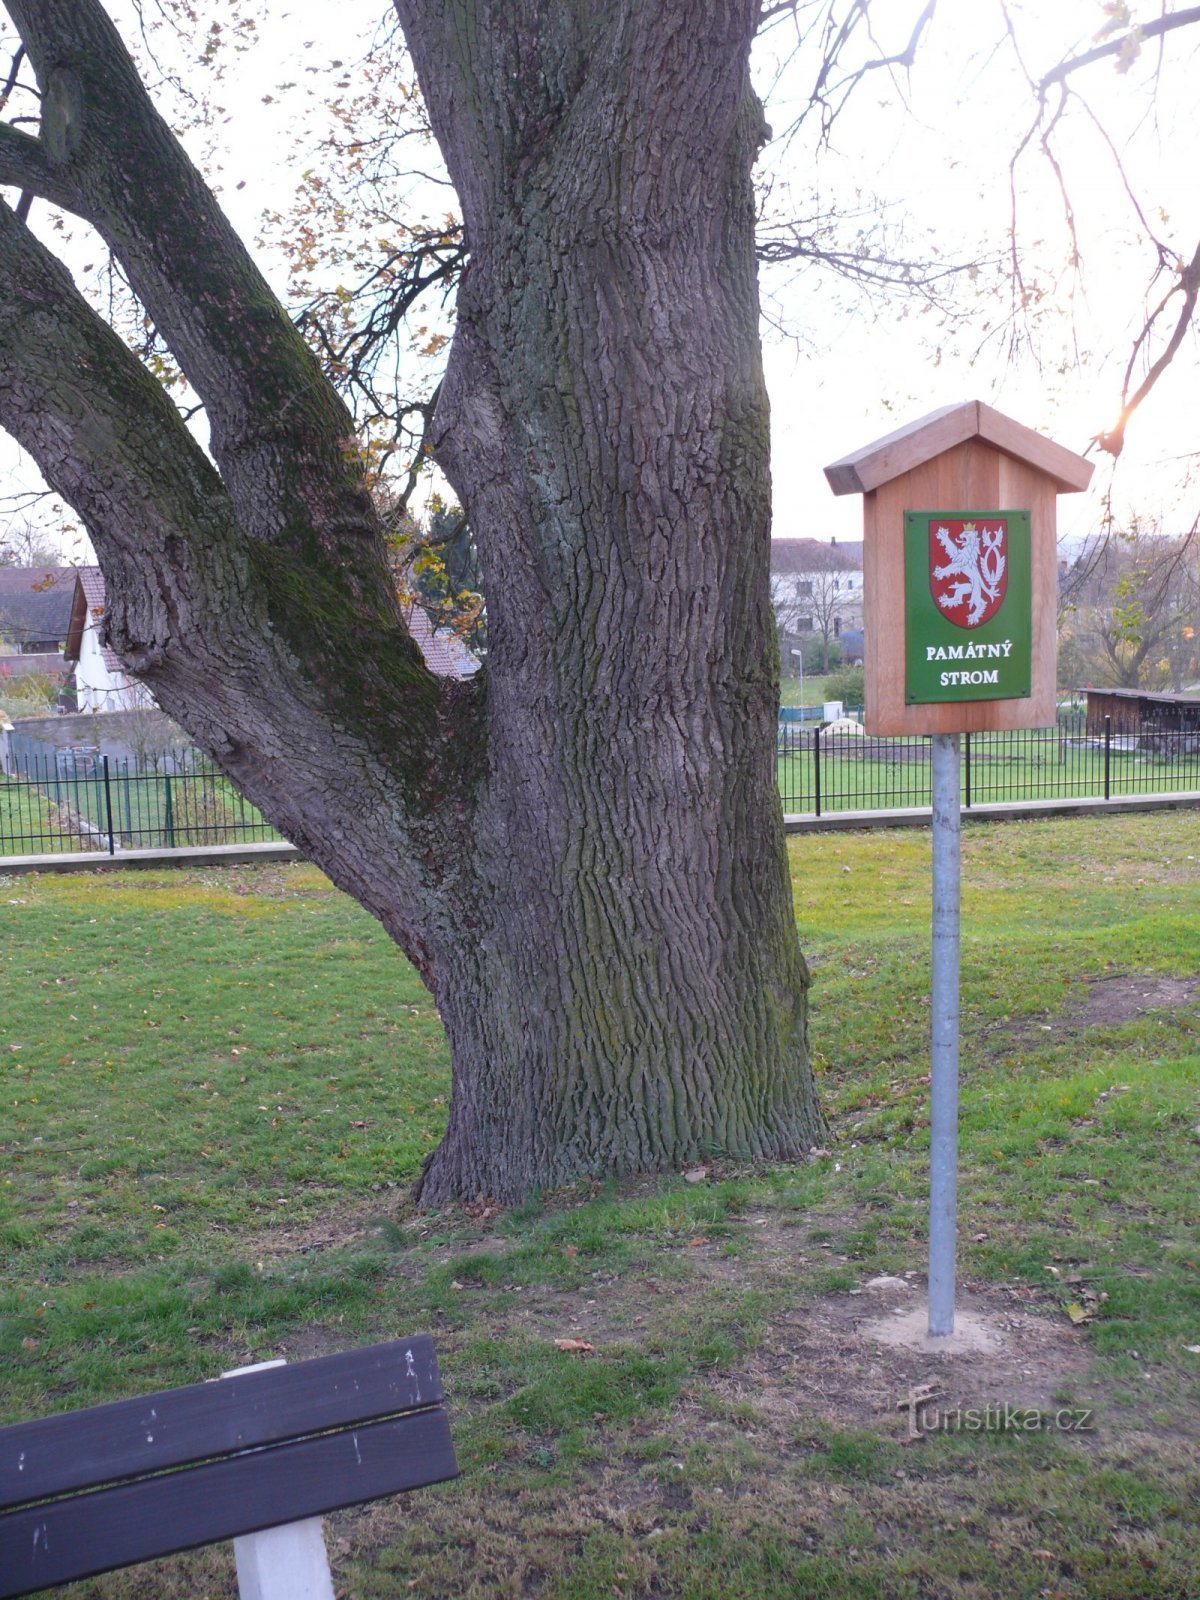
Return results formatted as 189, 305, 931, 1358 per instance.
1071, 89, 1173, 266
755, 219, 980, 300
1097, 238, 1200, 458
0, 42, 25, 112
807, 0, 936, 140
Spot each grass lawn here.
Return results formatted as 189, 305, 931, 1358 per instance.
0, 773, 88, 855
1, 817, 1198, 1598
781, 673, 836, 706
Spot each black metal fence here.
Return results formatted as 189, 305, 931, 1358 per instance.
777, 711, 1200, 817
4, 714, 1199, 858
0, 749, 283, 857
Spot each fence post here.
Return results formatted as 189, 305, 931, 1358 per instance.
813, 726, 822, 818
1103, 714, 1111, 801
964, 731, 972, 810
164, 773, 176, 848
102, 754, 115, 856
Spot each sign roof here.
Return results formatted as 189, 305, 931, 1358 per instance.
823, 400, 1095, 497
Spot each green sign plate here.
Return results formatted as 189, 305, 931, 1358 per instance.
904, 510, 1032, 704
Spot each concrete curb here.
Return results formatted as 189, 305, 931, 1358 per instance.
0, 840, 301, 875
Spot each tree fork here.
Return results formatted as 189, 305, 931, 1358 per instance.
0, 0, 825, 1201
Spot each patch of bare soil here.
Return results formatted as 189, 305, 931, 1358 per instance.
695, 1246, 1093, 1449
211, 863, 330, 899
232, 1207, 375, 1263
990, 971, 1200, 1048
435, 1211, 1097, 1454
1071, 973, 1199, 1029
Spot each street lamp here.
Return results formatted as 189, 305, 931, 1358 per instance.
790, 647, 804, 708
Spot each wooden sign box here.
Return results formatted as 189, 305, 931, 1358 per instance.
824, 402, 1093, 737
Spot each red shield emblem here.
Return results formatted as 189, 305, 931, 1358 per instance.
929, 519, 1008, 630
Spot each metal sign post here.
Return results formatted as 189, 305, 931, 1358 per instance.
824, 402, 1093, 1346
928, 732, 961, 1336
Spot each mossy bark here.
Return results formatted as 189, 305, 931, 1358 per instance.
0, 0, 824, 1204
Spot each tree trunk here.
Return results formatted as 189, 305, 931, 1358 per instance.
0, 0, 824, 1205
401, 1, 822, 1201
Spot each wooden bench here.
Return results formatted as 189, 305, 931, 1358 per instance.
0, 1337, 456, 1599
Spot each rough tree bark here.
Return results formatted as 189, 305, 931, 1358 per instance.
0, 0, 823, 1202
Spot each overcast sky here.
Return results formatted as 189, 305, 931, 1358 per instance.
1, 0, 1196, 556
753, 1, 1199, 545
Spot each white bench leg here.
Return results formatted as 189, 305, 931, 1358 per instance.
233, 1517, 336, 1600
221, 1359, 336, 1600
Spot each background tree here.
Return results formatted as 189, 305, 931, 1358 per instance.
805, 565, 850, 670
0, 519, 61, 568
0, 0, 824, 1202
1060, 522, 1200, 690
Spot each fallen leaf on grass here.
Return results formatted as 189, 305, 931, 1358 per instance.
688, 1237, 709, 1247
554, 1338, 595, 1354
1066, 1302, 1093, 1325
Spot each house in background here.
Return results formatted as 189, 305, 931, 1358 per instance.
0, 567, 76, 704
770, 538, 864, 666
0, 566, 76, 655
64, 568, 156, 712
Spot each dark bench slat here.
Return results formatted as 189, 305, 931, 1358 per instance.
0, 1405, 456, 1598
0, 1336, 441, 1510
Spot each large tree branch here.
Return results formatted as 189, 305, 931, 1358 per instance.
0, 190, 481, 972
0, 119, 84, 214
1039, 5, 1200, 93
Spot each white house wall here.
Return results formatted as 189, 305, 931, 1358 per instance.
74, 622, 155, 712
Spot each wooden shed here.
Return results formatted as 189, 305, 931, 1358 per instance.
1084, 687, 1200, 738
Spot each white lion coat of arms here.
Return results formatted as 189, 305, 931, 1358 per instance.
930, 521, 1007, 628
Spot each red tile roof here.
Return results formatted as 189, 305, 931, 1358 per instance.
401, 603, 481, 679
770, 539, 862, 575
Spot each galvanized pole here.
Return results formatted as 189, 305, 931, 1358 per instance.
928, 732, 961, 1337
